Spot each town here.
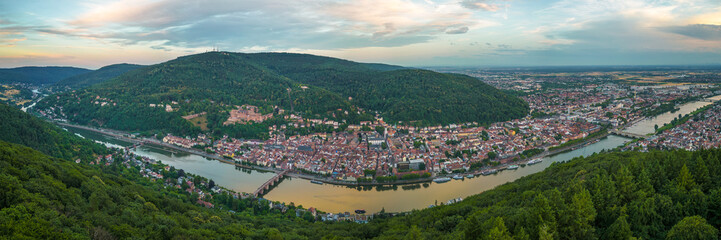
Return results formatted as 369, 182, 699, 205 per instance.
152, 72, 721, 184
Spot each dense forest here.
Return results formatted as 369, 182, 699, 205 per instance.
3, 102, 721, 239
36, 52, 528, 138
247, 53, 529, 125
0, 103, 108, 159
0, 66, 90, 85
54, 63, 145, 89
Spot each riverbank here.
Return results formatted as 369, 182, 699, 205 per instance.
54, 120, 624, 188
655, 103, 716, 134
55, 122, 445, 187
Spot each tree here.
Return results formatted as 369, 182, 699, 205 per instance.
666, 216, 718, 240
488, 151, 497, 160
615, 166, 637, 202
404, 225, 424, 240
538, 224, 554, 240
529, 194, 556, 239
563, 188, 597, 239
514, 227, 530, 240
485, 217, 513, 240
696, 157, 711, 191
375, 126, 385, 135
676, 164, 696, 191
208, 179, 215, 189
605, 213, 633, 240
265, 228, 284, 240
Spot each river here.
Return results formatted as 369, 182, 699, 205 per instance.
64, 97, 717, 213
625, 95, 721, 135
66, 126, 631, 213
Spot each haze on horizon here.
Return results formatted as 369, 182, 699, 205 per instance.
1, 0, 721, 69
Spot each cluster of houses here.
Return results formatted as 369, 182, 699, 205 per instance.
631, 103, 721, 151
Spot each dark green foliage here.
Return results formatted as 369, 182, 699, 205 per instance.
0, 66, 90, 85
363, 149, 721, 239
666, 216, 718, 240
0, 103, 107, 160
249, 52, 528, 125
54, 63, 144, 89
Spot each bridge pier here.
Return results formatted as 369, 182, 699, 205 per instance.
253, 170, 290, 197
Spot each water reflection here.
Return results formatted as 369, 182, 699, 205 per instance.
625, 99, 715, 135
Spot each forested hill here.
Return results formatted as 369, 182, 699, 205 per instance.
0, 66, 91, 85
54, 63, 144, 89
0, 102, 107, 159
247, 52, 529, 125
37, 52, 528, 137
2, 101, 721, 239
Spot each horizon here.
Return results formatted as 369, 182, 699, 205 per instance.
2, 0, 721, 68
4, 51, 721, 70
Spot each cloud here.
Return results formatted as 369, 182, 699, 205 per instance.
0, 37, 26, 47
445, 26, 469, 34
44, 0, 492, 51
663, 24, 721, 40
459, 0, 501, 11
0, 19, 14, 25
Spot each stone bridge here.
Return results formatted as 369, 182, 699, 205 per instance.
253, 169, 290, 197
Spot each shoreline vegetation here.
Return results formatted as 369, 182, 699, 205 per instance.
655, 104, 715, 135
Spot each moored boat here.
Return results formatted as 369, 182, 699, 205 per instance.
452, 175, 464, 180
507, 165, 519, 170
527, 159, 542, 165
433, 177, 451, 183
310, 180, 324, 185
481, 169, 497, 176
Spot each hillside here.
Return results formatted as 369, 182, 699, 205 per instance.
36, 52, 528, 138
0, 66, 90, 85
0, 103, 107, 159
3, 101, 721, 239
54, 63, 144, 89
247, 52, 529, 124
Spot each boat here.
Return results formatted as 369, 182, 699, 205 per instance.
507, 165, 519, 170
433, 177, 451, 183
452, 175, 464, 180
355, 209, 366, 214
310, 180, 324, 185
481, 169, 497, 176
466, 174, 475, 178
527, 159, 542, 165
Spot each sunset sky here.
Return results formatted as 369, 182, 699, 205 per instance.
1, 0, 721, 68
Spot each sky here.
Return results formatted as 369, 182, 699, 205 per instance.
1, 0, 721, 68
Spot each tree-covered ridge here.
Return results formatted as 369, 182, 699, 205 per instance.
246, 52, 529, 125
37, 52, 369, 138
0, 103, 107, 160
375, 149, 721, 240
54, 63, 145, 89
37, 52, 528, 138
0, 66, 91, 85
0, 140, 329, 239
